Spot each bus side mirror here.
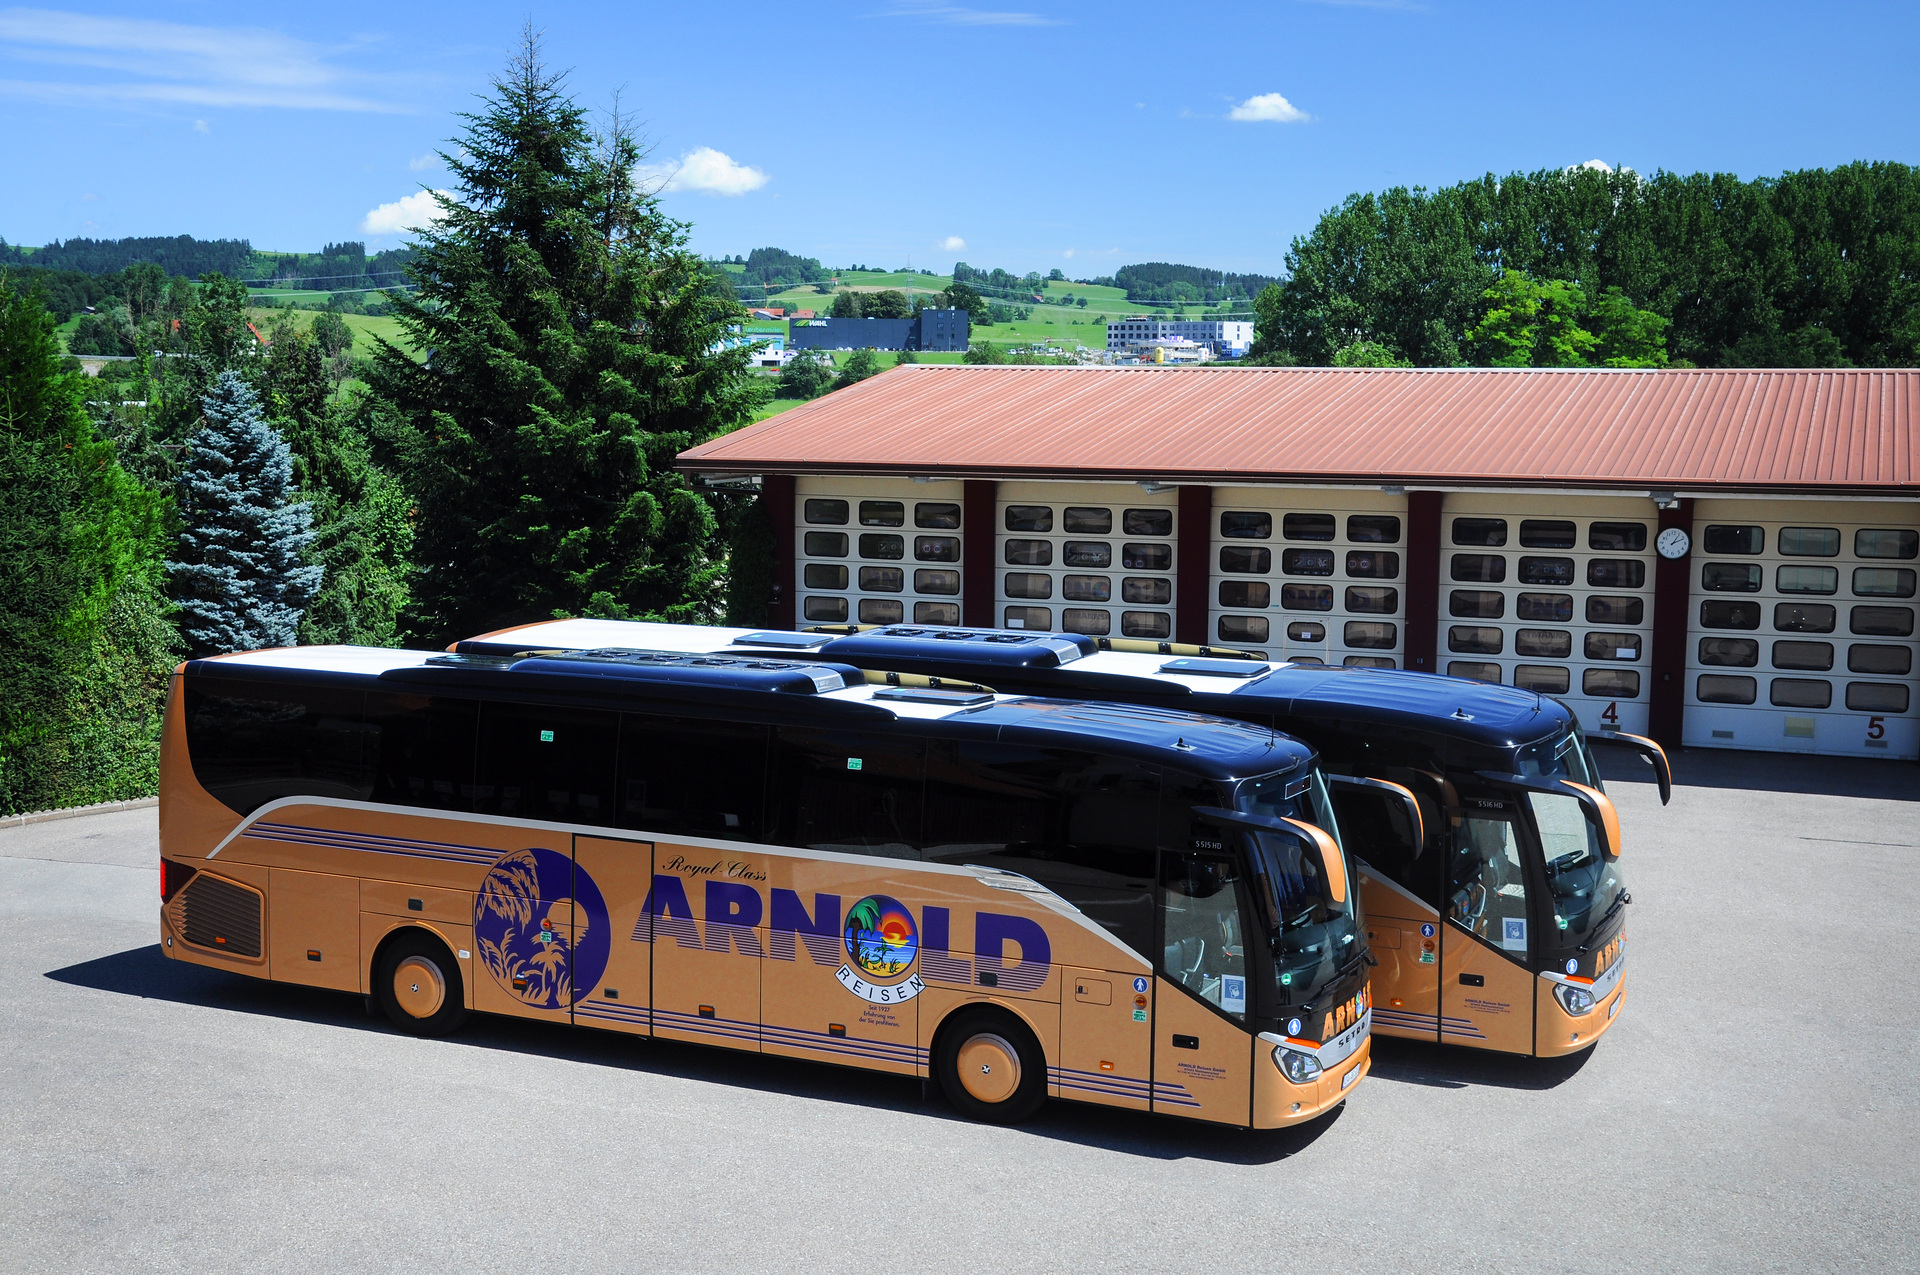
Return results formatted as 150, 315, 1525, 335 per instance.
1327, 774, 1425, 854
1194, 807, 1347, 908
1561, 782, 1622, 860
1588, 731, 1672, 805
1474, 771, 1623, 860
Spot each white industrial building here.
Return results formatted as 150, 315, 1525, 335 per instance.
1106, 318, 1254, 357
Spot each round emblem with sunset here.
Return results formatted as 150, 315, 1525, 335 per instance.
842, 895, 918, 979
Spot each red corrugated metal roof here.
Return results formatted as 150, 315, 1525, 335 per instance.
679, 365, 1920, 494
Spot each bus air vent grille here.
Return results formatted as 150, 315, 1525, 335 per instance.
174, 874, 263, 959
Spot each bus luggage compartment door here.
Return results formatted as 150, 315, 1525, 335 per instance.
1057, 968, 1152, 1110
645, 842, 764, 1052
1440, 812, 1535, 1054
570, 836, 654, 1036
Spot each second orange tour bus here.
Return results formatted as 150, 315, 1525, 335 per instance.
159, 643, 1372, 1126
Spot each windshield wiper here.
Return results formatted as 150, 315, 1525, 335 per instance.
1580, 891, 1632, 949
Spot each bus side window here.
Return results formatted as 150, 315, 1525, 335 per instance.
476, 702, 619, 827
765, 728, 925, 856
1160, 853, 1249, 1019
1448, 816, 1528, 953
364, 692, 479, 812
183, 675, 372, 815
616, 714, 769, 840
922, 742, 1158, 957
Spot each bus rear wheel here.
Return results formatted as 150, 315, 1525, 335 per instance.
374, 931, 469, 1037
935, 1007, 1047, 1124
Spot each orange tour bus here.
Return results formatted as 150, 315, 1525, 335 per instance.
159, 643, 1373, 1127
456, 619, 1670, 1058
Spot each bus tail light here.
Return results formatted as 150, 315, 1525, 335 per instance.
1272, 1045, 1322, 1085
161, 858, 197, 904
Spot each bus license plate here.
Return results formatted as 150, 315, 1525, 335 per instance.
1341, 1067, 1357, 1089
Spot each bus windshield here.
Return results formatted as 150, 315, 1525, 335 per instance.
1235, 768, 1345, 854
1528, 789, 1625, 948
1246, 827, 1363, 1008
1515, 726, 1600, 789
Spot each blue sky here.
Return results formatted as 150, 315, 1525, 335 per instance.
2, 1, 1916, 276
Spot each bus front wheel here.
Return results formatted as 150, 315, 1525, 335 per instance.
374, 931, 469, 1037
934, 1006, 1047, 1124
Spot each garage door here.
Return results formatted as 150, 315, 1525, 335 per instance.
1440, 495, 1657, 735
1210, 488, 1407, 665
1684, 499, 1919, 759
996, 482, 1177, 638
794, 477, 966, 628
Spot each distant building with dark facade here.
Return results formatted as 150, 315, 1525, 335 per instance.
788, 308, 970, 352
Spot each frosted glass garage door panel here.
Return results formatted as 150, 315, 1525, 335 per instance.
795, 476, 966, 629
1683, 499, 1919, 760
1438, 494, 1657, 736
996, 481, 1177, 640
1210, 487, 1407, 667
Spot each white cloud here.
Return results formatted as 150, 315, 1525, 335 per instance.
1229, 92, 1309, 123
880, 1, 1059, 25
360, 189, 451, 236
1572, 158, 1613, 172
938, 235, 966, 251
0, 7, 407, 112
635, 146, 767, 196
192, 117, 207, 132
408, 152, 438, 171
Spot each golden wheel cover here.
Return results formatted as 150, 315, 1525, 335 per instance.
393, 955, 446, 1019
956, 1032, 1021, 1105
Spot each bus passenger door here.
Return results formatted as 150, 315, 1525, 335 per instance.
571, 836, 652, 1036
1439, 808, 1535, 1053
1152, 852, 1254, 1125
1334, 777, 1442, 1043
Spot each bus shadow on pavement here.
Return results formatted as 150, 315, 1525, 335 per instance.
1363, 1035, 1594, 1090
1597, 745, 1918, 802
48, 943, 1335, 1164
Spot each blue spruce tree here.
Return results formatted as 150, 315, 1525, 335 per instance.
170, 370, 323, 654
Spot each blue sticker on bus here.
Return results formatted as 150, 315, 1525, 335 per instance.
1132, 976, 1149, 994
1420, 923, 1435, 938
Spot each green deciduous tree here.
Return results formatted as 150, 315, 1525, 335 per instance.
832, 347, 883, 389
776, 351, 833, 399
0, 280, 173, 815
363, 31, 764, 643
830, 290, 861, 318
1332, 339, 1412, 368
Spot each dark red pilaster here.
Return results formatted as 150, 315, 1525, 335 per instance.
1647, 498, 1695, 749
963, 479, 997, 627
1403, 491, 1443, 674
1177, 486, 1214, 646
763, 474, 795, 631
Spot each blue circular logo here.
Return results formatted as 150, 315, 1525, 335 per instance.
1287, 1017, 1303, 1036
474, 847, 609, 1009
1566, 958, 1579, 974
1420, 923, 1436, 938
1133, 976, 1149, 994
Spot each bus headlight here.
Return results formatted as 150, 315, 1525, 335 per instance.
1554, 983, 1596, 1016
1272, 1045, 1323, 1085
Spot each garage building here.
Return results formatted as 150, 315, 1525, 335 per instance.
678, 365, 1918, 761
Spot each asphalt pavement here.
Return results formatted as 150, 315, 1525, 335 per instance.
1, 749, 1915, 1273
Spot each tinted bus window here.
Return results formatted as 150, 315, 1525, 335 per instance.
476, 701, 618, 826
184, 677, 371, 815
766, 728, 925, 855
618, 714, 769, 839
1703, 525, 1763, 555
923, 741, 1158, 955
365, 693, 479, 811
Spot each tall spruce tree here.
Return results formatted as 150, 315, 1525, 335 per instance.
0, 280, 173, 814
170, 370, 322, 655
364, 31, 763, 645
